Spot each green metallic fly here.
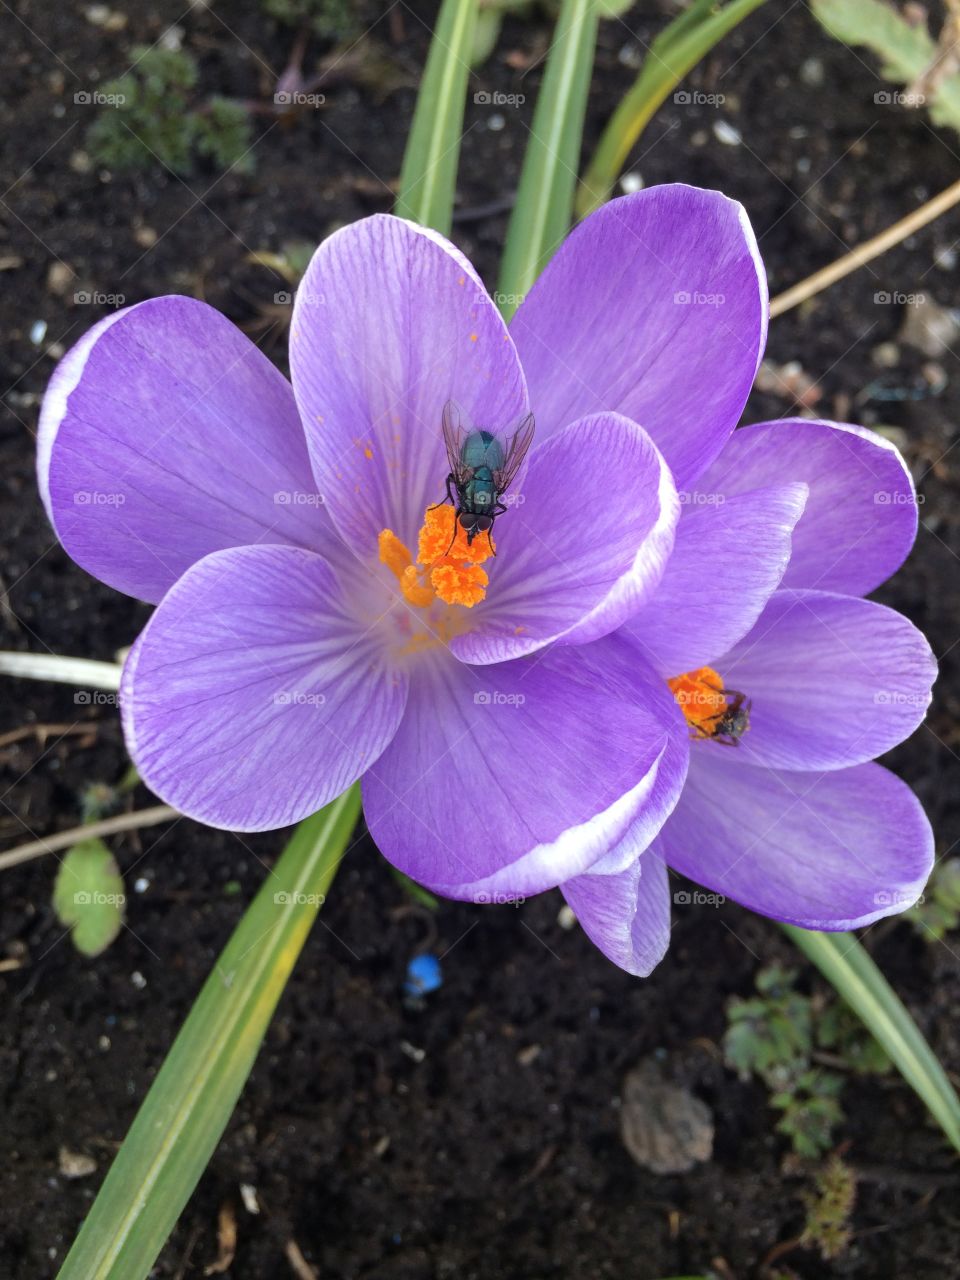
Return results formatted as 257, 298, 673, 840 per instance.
435, 400, 536, 547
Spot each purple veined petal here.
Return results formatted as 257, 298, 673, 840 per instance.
362, 635, 688, 901
509, 184, 767, 489
652, 750, 933, 929
289, 214, 528, 556
121, 544, 408, 831
619, 481, 808, 677
693, 418, 919, 596
561, 849, 671, 977
450, 413, 679, 665
718, 588, 936, 770
38, 297, 334, 604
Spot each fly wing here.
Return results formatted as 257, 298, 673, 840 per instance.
492, 413, 535, 493
441, 400, 473, 485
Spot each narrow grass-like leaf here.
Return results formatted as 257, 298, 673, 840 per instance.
395, 0, 479, 233
782, 925, 960, 1153
57, 786, 362, 1280
576, 0, 769, 219
497, 0, 598, 319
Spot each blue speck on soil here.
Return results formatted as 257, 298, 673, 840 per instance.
403, 953, 442, 997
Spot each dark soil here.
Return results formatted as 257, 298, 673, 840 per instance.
2, 2, 960, 1277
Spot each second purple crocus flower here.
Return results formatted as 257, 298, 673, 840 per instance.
38, 184, 936, 975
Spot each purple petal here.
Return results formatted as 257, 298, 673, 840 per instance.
509, 184, 767, 488
694, 418, 918, 595
363, 636, 688, 900
121, 544, 407, 830
561, 850, 671, 976
620, 482, 808, 676
720, 589, 936, 770
652, 751, 933, 929
38, 297, 327, 603
290, 214, 528, 554
451, 413, 678, 664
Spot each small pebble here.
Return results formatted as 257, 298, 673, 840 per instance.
240, 1183, 260, 1214
29, 320, 48, 346
800, 57, 825, 87
487, 113, 505, 132
399, 1040, 425, 1063
134, 877, 149, 893
46, 262, 74, 295
713, 120, 742, 146
59, 1147, 97, 1179
159, 24, 184, 51
85, 5, 126, 29
557, 904, 576, 930
898, 295, 960, 356
619, 171, 644, 194
620, 1058, 714, 1174
872, 342, 901, 368
131, 970, 146, 990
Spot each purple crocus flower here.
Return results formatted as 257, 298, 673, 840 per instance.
38, 185, 935, 975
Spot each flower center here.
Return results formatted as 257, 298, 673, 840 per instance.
379, 503, 495, 610
667, 666, 751, 744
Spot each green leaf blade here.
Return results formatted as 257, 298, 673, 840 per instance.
783, 925, 960, 1153
576, 0, 770, 219
395, 0, 480, 233
497, 0, 599, 319
56, 786, 361, 1280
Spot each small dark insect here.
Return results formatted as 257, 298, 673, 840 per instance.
434, 400, 535, 548
696, 690, 752, 746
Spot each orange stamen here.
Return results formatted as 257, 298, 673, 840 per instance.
417, 503, 493, 565
379, 504, 496, 609
430, 561, 489, 607
667, 667, 728, 731
378, 528, 413, 579
400, 564, 435, 608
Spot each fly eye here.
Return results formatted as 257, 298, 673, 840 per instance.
459, 512, 477, 529
474, 515, 493, 531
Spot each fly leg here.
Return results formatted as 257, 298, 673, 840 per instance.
486, 502, 508, 557
429, 474, 458, 511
